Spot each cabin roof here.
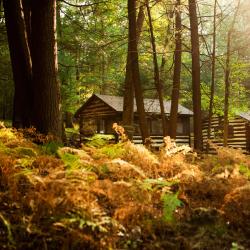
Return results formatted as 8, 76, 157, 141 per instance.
239, 112, 250, 121
76, 94, 193, 116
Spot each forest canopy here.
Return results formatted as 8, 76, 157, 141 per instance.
0, 0, 249, 113
0, 0, 249, 149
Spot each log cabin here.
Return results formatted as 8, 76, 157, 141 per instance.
202, 112, 250, 153
75, 94, 193, 145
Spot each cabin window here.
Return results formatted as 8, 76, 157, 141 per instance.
151, 119, 163, 135
177, 122, 184, 134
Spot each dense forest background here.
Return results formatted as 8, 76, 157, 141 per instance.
0, 0, 249, 146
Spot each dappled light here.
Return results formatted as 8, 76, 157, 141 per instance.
0, 0, 249, 249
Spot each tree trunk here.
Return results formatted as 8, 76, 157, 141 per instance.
22, 0, 31, 48
223, 0, 241, 147
188, 0, 203, 151
223, 31, 231, 147
56, 0, 62, 38
146, 2, 168, 136
159, 23, 171, 82
127, 0, 149, 143
122, 1, 145, 139
30, 0, 62, 140
100, 53, 106, 94
75, 49, 80, 81
65, 111, 74, 128
207, 0, 217, 150
100, 19, 107, 94
3, 0, 32, 128
169, 0, 182, 139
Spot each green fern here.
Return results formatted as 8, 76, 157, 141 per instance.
59, 152, 81, 169
161, 192, 182, 223
42, 141, 63, 155
85, 134, 115, 148
239, 164, 250, 179
99, 143, 125, 159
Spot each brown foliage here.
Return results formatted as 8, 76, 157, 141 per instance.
0, 126, 250, 249
32, 156, 64, 176
222, 184, 250, 230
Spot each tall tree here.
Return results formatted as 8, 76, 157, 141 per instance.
146, 1, 168, 136
207, 0, 217, 150
188, 0, 203, 151
3, 0, 32, 128
30, 0, 62, 139
127, 0, 149, 142
123, 1, 145, 139
223, 0, 241, 146
22, 0, 31, 47
159, 11, 173, 81
169, 0, 182, 139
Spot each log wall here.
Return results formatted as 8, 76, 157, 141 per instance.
79, 97, 117, 119
202, 116, 249, 153
133, 135, 190, 148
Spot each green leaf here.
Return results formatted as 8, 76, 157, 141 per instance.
161, 192, 182, 223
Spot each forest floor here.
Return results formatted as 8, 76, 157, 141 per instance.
0, 124, 249, 250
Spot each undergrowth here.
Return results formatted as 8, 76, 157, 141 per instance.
161, 192, 182, 223
0, 124, 249, 249
85, 134, 115, 148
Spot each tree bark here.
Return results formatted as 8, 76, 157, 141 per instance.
146, 2, 168, 136
159, 23, 171, 82
65, 111, 74, 128
75, 49, 80, 81
207, 0, 217, 150
169, 0, 182, 139
3, 0, 32, 128
127, 0, 149, 142
56, 0, 62, 38
123, 1, 145, 139
100, 19, 107, 94
223, 31, 231, 147
223, 0, 241, 147
30, 0, 62, 139
188, 0, 203, 151
22, 0, 31, 48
